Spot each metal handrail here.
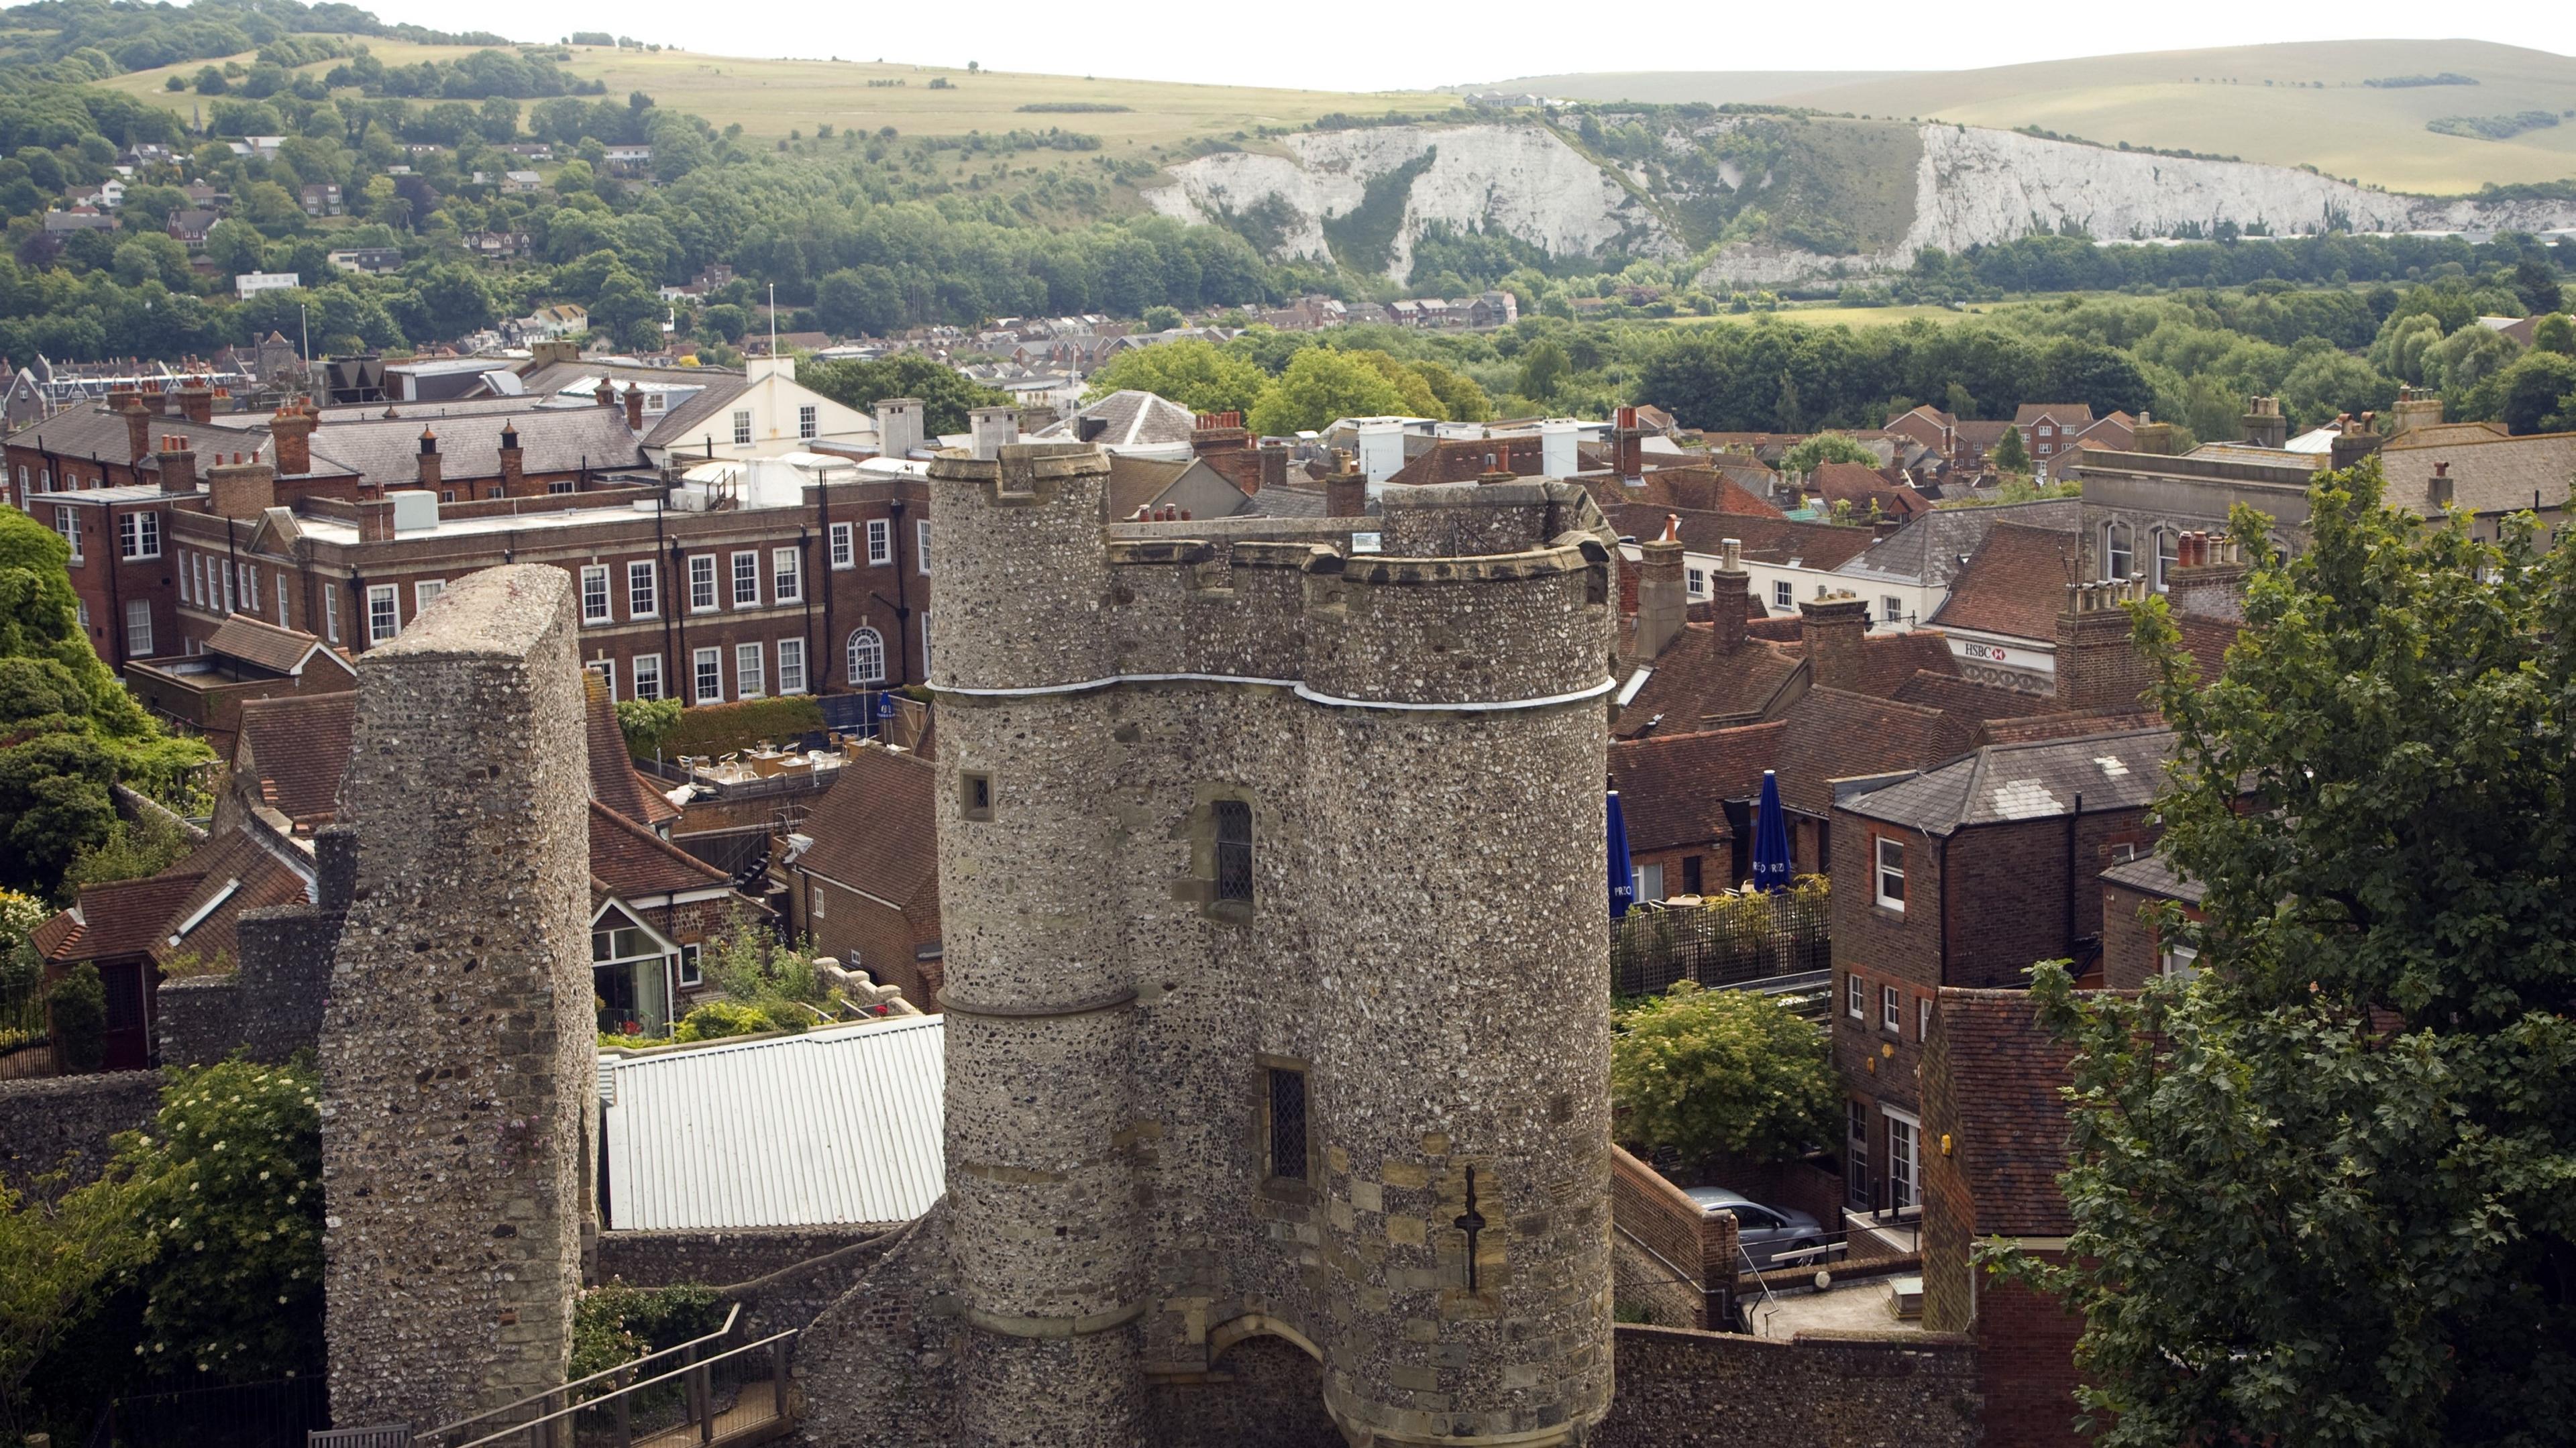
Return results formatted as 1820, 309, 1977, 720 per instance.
418, 1302, 741, 1442
445, 1329, 797, 1448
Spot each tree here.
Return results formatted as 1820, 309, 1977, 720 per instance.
2493, 351, 2576, 435
2512, 257, 2562, 318
1990, 423, 2029, 474
1244, 347, 1409, 437
1995, 461, 2576, 1447
45, 963, 104, 1073
1517, 339, 1570, 402
1081, 340, 1267, 416
1139, 304, 1183, 332
1778, 433, 1880, 476
2535, 313, 2576, 356
804, 353, 1011, 437
1609, 980, 1837, 1168
0, 1152, 148, 1439
0, 512, 210, 895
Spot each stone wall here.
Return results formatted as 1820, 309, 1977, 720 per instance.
796, 1207, 965, 1448
158, 828, 353, 1070
596, 1225, 885, 1291
317, 565, 596, 1432
1593, 1324, 1979, 1448
0, 1071, 162, 1191
155, 976, 241, 1068
1145, 1335, 1342, 1448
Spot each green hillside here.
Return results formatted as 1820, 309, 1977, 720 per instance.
1489, 40, 2576, 194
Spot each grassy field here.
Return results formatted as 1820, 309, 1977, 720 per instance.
97, 38, 1460, 150
1497, 40, 2576, 194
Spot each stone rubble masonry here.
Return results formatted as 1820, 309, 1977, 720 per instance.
317, 565, 595, 1432
795, 442, 1622, 1446
0, 1072, 164, 1193
1592, 1324, 1979, 1447
159, 828, 356, 1068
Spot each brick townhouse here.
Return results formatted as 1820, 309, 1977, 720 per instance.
11, 384, 944, 710
1825, 727, 2170, 1220
1921, 988, 2086, 1448
771, 741, 944, 1002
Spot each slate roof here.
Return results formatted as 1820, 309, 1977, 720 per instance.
2379, 429, 2576, 518
1248, 484, 1330, 518
2100, 849, 2204, 905
1607, 722, 1785, 851
3, 407, 316, 481
602, 1013, 945, 1230
309, 406, 643, 486
791, 744, 940, 916
1928, 523, 2078, 641
1840, 728, 2174, 835
640, 373, 755, 453
1770, 687, 1976, 818
1033, 390, 1195, 449
1585, 467, 1784, 518
1838, 498, 2083, 587
1931, 989, 2077, 1237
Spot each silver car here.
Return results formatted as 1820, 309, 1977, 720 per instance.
1684, 1186, 1833, 1270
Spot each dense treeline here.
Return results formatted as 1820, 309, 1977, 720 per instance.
0, 0, 506, 88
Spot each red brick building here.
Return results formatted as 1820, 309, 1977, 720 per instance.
1825, 728, 2169, 1217
773, 742, 943, 1003
1921, 987, 2086, 1448
9, 386, 938, 714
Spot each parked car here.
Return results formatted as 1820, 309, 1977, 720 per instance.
1684, 1186, 1835, 1270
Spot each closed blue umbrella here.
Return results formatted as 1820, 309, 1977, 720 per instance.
1751, 769, 1792, 894
1607, 788, 1636, 919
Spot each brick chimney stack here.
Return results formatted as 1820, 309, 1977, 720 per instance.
594, 376, 615, 410
1254, 441, 1285, 494
499, 422, 525, 494
2055, 575, 2157, 711
1615, 405, 1644, 485
417, 427, 442, 494
2329, 411, 2384, 473
1191, 410, 1250, 455
2167, 531, 2252, 624
176, 376, 215, 425
2392, 386, 2445, 438
207, 449, 276, 520
1326, 452, 1366, 518
112, 388, 150, 463
1709, 537, 1752, 652
623, 383, 645, 432
270, 398, 315, 476
156, 435, 199, 495
1635, 514, 1687, 661
1798, 590, 1870, 691
2241, 395, 2288, 450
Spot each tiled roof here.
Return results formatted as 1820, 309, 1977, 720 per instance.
1616, 630, 1805, 736
1605, 503, 1876, 571
1976, 708, 2164, 745
584, 673, 679, 828
588, 800, 729, 900
1846, 629, 1964, 699
1385, 437, 1544, 486
1840, 728, 2174, 835
1248, 484, 1329, 518
1608, 722, 1785, 851
1892, 669, 2059, 725
203, 615, 334, 675
40, 833, 302, 970
1586, 467, 1784, 518
2014, 403, 2093, 429
1770, 687, 1976, 817
39, 875, 201, 963
792, 744, 938, 915
1807, 461, 1930, 518
1951, 420, 2015, 448
235, 692, 355, 826
1928, 522, 2078, 641
1931, 989, 2076, 1237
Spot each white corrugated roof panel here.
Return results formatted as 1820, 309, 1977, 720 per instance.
602, 1014, 945, 1230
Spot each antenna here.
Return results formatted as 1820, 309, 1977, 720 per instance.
768, 282, 778, 366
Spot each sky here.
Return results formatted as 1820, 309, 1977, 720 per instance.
335, 0, 2576, 93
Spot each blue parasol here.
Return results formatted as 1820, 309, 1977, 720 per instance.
1751, 769, 1792, 893
1607, 788, 1636, 919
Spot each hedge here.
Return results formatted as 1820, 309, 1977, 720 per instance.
642, 696, 826, 761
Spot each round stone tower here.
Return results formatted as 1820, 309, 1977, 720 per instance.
928, 441, 1150, 1448
1299, 523, 1618, 1445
